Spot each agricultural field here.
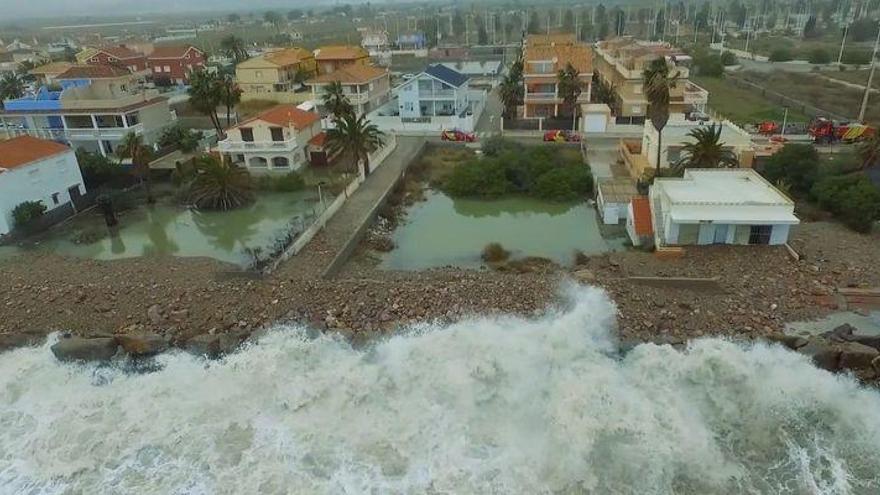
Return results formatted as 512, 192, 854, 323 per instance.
692, 75, 810, 125
822, 68, 880, 90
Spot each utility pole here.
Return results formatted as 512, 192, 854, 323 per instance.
857, 20, 880, 122
466, 14, 469, 46
838, 19, 850, 66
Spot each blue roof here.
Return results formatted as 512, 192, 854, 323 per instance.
424, 64, 469, 88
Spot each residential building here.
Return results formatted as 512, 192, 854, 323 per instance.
85, 45, 148, 74
307, 64, 391, 117
522, 34, 592, 120
396, 64, 470, 119
217, 104, 322, 173
0, 136, 86, 236
640, 119, 754, 173
147, 45, 205, 84
437, 61, 502, 88
313, 45, 370, 75
649, 168, 799, 247
396, 32, 427, 51
0, 64, 176, 156
28, 62, 75, 86
593, 37, 708, 124
361, 30, 390, 54
596, 178, 638, 224
235, 48, 317, 103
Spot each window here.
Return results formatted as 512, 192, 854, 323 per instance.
748, 225, 773, 245
240, 128, 254, 142
153, 67, 161, 73
270, 127, 284, 142
163, 66, 171, 72
126, 113, 140, 126
51, 193, 60, 205
235, 154, 245, 163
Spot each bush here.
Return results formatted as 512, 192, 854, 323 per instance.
159, 124, 204, 153
12, 201, 47, 228
481, 242, 510, 263
811, 174, 880, 232
443, 159, 512, 198
841, 50, 872, 66
481, 136, 522, 157
692, 50, 724, 76
769, 48, 793, 62
77, 150, 128, 189
808, 48, 831, 65
255, 171, 306, 192
720, 51, 738, 66
759, 144, 819, 196
533, 166, 593, 201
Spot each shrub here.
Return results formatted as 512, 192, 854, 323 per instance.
481, 136, 521, 157
769, 48, 793, 62
481, 242, 510, 262
811, 174, 880, 232
841, 50, 871, 65
77, 150, 128, 189
693, 50, 724, 76
720, 51, 738, 66
255, 171, 306, 192
759, 144, 819, 196
808, 48, 831, 65
159, 124, 204, 153
533, 166, 593, 201
443, 159, 512, 198
12, 201, 47, 228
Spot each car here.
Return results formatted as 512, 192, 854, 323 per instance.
543, 130, 581, 142
687, 111, 711, 122
441, 129, 476, 142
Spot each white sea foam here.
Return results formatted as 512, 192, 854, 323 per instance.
1, 285, 879, 494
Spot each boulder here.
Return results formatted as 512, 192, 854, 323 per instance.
766, 334, 809, 350
572, 269, 597, 283
798, 339, 841, 372
848, 335, 880, 350
51, 337, 118, 362
838, 342, 880, 371
116, 333, 168, 357
821, 324, 856, 343
0, 333, 44, 353
186, 334, 221, 358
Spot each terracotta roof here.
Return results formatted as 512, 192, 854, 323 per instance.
308, 132, 327, 147
29, 61, 75, 76
526, 34, 578, 47
239, 104, 320, 130
631, 196, 653, 236
56, 64, 132, 79
149, 45, 201, 59
307, 64, 387, 84
96, 45, 143, 59
314, 45, 369, 61
0, 136, 71, 172
524, 43, 593, 74
263, 47, 313, 66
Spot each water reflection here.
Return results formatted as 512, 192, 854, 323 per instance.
452, 195, 578, 219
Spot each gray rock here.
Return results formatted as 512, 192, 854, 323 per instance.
838, 342, 880, 371
766, 334, 809, 350
0, 333, 44, 352
51, 337, 118, 362
186, 334, 221, 358
798, 339, 841, 372
117, 333, 168, 357
147, 304, 163, 325
848, 335, 880, 350
821, 324, 856, 343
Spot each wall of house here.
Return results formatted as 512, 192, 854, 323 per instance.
769, 224, 790, 245
676, 223, 700, 245
88, 52, 147, 72
137, 101, 175, 144
0, 151, 85, 236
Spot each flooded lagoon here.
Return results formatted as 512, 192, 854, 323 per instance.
381, 190, 626, 270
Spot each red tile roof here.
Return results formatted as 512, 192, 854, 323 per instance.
96, 45, 143, 59
308, 132, 327, 147
149, 45, 201, 59
0, 136, 71, 172
240, 104, 320, 130
57, 64, 132, 79
307, 64, 388, 84
631, 196, 653, 236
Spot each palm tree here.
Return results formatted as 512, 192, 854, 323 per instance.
0, 73, 25, 107
643, 57, 677, 176
220, 35, 249, 64
117, 132, 155, 204
189, 156, 255, 211
321, 81, 354, 121
673, 124, 739, 174
217, 74, 242, 126
556, 62, 582, 121
858, 132, 880, 169
325, 113, 386, 178
499, 59, 523, 120
188, 69, 224, 137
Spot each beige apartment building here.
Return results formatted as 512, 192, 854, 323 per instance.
235, 48, 318, 103
521, 34, 593, 120
593, 37, 708, 124
307, 64, 391, 118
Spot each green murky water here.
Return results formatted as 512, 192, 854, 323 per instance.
380, 190, 626, 270
12, 191, 323, 267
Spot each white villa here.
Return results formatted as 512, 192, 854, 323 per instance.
396, 64, 471, 119
217, 104, 323, 173
649, 168, 799, 247
643, 118, 754, 170
0, 136, 86, 236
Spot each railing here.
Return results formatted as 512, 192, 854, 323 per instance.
4, 123, 145, 141
524, 92, 559, 102
218, 138, 298, 152
61, 90, 163, 110
418, 90, 456, 99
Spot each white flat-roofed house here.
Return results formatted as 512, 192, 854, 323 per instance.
649, 168, 799, 248
0, 136, 86, 236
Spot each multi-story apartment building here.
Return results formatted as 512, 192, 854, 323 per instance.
522, 34, 593, 120
593, 37, 709, 124
217, 104, 323, 173
235, 48, 317, 103
307, 64, 391, 117
146, 45, 205, 85
0, 65, 175, 156
313, 45, 370, 75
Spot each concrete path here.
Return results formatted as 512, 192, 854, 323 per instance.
475, 87, 503, 136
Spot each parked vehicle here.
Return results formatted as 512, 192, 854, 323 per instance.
543, 130, 581, 143
809, 117, 876, 144
441, 129, 476, 142
687, 111, 710, 122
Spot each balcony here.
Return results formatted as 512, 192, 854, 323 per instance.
4, 123, 145, 141
218, 138, 299, 153
418, 90, 456, 99
524, 92, 560, 103
62, 91, 162, 110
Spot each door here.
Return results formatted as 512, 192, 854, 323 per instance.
68, 185, 85, 212
748, 225, 772, 245
713, 224, 728, 244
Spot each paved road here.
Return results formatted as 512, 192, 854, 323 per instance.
475, 87, 503, 136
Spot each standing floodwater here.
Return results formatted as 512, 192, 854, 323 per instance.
1, 286, 880, 494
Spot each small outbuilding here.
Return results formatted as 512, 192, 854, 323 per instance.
596, 178, 638, 224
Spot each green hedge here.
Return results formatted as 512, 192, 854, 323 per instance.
811, 174, 880, 233
12, 201, 47, 228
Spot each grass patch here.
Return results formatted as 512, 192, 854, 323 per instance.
693, 75, 810, 125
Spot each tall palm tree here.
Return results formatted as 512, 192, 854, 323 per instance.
556, 62, 582, 121
189, 155, 254, 211
188, 69, 224, 137
321, 81, 354, 121
220, 35, 249, 64
325, 113, 386, 178
0, 73, 25, 107
217, 74, 242, 126
499, 59, 523, 119
673, 124, 739, 174
643, 57, 677, 176
117, 132, 155, 204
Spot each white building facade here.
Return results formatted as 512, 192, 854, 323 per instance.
0, 137, 86, 236
396, 64, 471, 119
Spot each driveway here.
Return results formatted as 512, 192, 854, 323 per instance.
475, 87, 503, 137
584, 137, 625, 180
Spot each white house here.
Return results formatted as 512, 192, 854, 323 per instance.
596, 178, 638, 224
649, 168, 799, 247
396, 64, 471, 119
0, 136, 86, 236
217, 104, 322, 173
642, 118, 755, 171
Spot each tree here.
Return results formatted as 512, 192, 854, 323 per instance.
499, 60, 524, 119
117, 132, 155, 204
643, 57, 676, 175
654, 9, 666, 39
760, 143, 819, 196
476, 15, 489, 45
0, 73, 25, 107
220, 35, 249, 64
188, 156, 254, 211
217, 74, 242, 126
188, 69, 224, 137
12, 201, 46, 229
850, 18, 878, 42
264, 11, 283, 30
803, 15, 820, 39
811, 174, 880, 232
808, 48, 831, 64
528, 11, 541, 34
227, 13, 241, 23
325, 113, 385, 178
768, 48, 793, 62
453, 10, 466, 37
596, 4, 609, 40
557, 63, 582, 119
612, 8, 625, 36
673, 124, 739, 173
287, 9, 303, 20
321, 81, 354, 121
16, 59, 41, 83
858, 133, 880, 169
